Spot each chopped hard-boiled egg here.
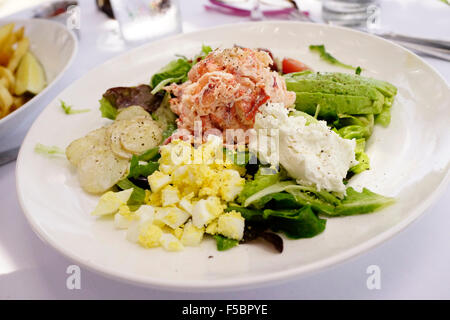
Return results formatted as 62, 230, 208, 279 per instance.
205, 219, 218, 235
148, 171, 171, 193
178, 197, 194, 215
92, 137, 247, 252
160, 233, 184, 251
138, 223, 163, 248
181, 221, 204, 246
217, 210, 245, 241
192, 196, 224, 228
220, 169, 245, 202
161, 185, 180, 206
114, 205, 134, 229
135, 205, 156, 222
155, 206, 190, 229
91, 188, 133, 216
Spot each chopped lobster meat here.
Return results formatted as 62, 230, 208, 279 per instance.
165, 47, 296, 135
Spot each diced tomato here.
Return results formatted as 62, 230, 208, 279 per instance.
282, 58, 310, 74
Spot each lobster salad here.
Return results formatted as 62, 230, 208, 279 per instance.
59, 45, 397, 253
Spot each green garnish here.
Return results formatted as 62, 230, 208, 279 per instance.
237, 168, 283, 205
116, 178, 146, 207
313, 104, 321, 119
150, 45, 213, 95
150, 58, 192, 94
162, 123, 177, 141
34, 143, 65, 156
99, 97, 117, 120
60, 100, 90, 115
355, 66, 362, 75
332, 187, 395, 216
127, 156, 159, 179
138, 147, 160, 162
214, 235, 239, 251
228, 205, 326, 239
309, 44, 356, 70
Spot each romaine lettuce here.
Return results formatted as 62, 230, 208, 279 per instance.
229, 205, 326, 239
332, 187, 395, 216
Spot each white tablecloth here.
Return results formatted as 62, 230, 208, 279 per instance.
0, 0, 449, 299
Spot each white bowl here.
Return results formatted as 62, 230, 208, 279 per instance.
16, 21, 450, 291
0, 19, 77, 152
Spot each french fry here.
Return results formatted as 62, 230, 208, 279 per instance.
0, 23, 46, 119
0, 66, 14, 90
12, 95, 27, 109
0, 23, 14, 49
0, 77, 8, 88
0, 84, 13, 118
14, 26, 24, 42
7, 36, 29, 72
0, 31, 15, 66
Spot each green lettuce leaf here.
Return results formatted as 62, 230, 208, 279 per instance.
162, 123, 177, 141
137, 147, 160, 162
116, 178, 146, 207
127, 156, 159, 179
349, 151, 370, 175
332, 187, 395, 216
228, 205, 326, 239
265, 206, 327, 239
214, 235, 239, 251
150, 45, 214, 94
243, 181, 296, 208
150, 58, 192, 94
283, 185, 338, 215
237, 169, 283, 205
99, 97, 117, 120
256, 192, 300, 210
192, 45, 213, 64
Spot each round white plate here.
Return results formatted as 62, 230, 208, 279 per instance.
16, 22, 450, 291
0, 19, 77, 152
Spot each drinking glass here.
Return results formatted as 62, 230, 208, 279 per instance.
322, 0, 380, 27
109, 0, 182, 43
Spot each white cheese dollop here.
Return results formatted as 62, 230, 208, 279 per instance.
250, 103, 357, 194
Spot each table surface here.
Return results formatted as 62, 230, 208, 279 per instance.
0, 0, 449, 299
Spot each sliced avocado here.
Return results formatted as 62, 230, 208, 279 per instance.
285, 78, 385, 102
294, 92, 382, 118
285, 71, 397, 98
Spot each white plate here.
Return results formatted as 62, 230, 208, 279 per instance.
0, 19, 77, 151
16, 22, 450, 291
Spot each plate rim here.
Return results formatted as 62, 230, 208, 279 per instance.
15, 20, 450, 291
0, 18, 78, 126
